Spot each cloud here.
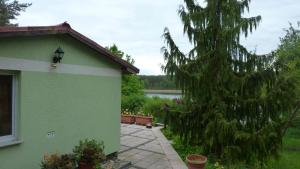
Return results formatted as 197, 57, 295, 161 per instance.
15, 0, 300, 75
241, 0, 300, 54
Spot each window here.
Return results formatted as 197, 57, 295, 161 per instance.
0, 73, 16, 142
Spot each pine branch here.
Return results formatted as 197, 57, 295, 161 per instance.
282, 100, 300, 136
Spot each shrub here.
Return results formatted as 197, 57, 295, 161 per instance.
121, 94, 146, 113
73, 139, 106, 166
41, 153, 76, 169
142, 97, 173, 123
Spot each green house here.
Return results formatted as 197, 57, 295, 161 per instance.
0, 22, 139, 169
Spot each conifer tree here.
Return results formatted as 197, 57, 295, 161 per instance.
162, 0, 297, 164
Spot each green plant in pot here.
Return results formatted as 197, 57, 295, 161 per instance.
73, 139, 106, 169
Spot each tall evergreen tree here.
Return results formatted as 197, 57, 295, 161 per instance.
163, 0, 297, 164
0, 0, 31, 26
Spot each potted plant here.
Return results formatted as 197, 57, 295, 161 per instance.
121, 110, 135, 124
186, 154, 207, 169
73, 139, 106, 169
41, 153, 76, 169
135, 112, 153, 126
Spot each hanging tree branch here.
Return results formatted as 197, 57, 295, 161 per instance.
282, 100, 300, 136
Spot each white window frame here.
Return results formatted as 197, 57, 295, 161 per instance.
0, 71, 17, 143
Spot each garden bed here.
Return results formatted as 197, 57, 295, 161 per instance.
135, 115, 153, 125
121, 114, 135, 124
161, 128, 300, 169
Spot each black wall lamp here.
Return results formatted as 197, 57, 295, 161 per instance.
52, 47, 64, 67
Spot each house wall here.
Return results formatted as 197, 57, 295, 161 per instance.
0, 35, 121, 169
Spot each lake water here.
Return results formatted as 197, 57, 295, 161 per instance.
146, 93, 181, 99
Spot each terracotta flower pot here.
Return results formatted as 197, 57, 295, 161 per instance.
78, 162, 94, 169
121, 114, 135, 124
186, 154, 207, 169
135, 116, 152, 126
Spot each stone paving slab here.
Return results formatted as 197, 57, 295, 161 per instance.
121, 135, 150, 148
130, 130, 156, 139
137, 140, 164, 154
152, 128, 187, 169
121, 126, 143, 136
119, 124, 187, 169
120, 145, 131, 152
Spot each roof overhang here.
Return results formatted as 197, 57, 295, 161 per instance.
0, 22, 139, 74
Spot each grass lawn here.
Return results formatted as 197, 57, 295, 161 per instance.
162, 127, 300, 169
267, 127, 300, 169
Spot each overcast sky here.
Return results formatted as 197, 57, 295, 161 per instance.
16, 0, 300, 75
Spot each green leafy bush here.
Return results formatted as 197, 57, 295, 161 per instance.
142, 97, 173, 123
106, 44, 146, 115
121, 94, 146, 113
73, 139, 106, 166
41, 153, 76, 169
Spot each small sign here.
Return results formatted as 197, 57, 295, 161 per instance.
47, 131, 55, 138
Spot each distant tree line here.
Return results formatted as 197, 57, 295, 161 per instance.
139, 75, 177, 90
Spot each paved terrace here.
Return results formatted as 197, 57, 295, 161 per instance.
119, 124, 187, 169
